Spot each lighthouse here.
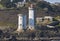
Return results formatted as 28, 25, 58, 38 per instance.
28, 4, 35, 30
17, 14, 26, 32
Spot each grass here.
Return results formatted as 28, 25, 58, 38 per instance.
0, 21, 17, 30
0, 4, 4, 8
0, 21, 16, 27
56, 23, 60, 27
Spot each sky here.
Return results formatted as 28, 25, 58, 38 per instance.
44, 0, 60, 3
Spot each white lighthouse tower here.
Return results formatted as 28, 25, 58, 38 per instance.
17, 14, 26, 32
28, 4, 35, 30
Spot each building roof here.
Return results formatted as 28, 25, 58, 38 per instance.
48, 21, 60, 26
44, 16, 53, 18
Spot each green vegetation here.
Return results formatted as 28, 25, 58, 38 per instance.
0, 4, 4, 8
56, 23, 60, 26
55, 16, 60, 20
0, 21, 16, 27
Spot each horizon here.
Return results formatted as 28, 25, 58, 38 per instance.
44, 0, 60, 3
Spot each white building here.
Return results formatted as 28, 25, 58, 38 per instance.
44, 16, 53, 22
15, 0, 26, 8
36, 16, 54, 25
17, 14, 26, 32
28, 4, 35, 30
36, 17, 43, 22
